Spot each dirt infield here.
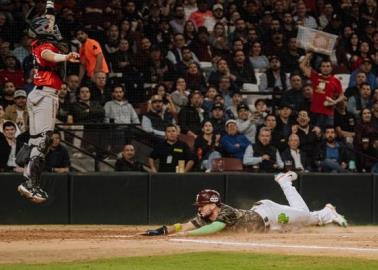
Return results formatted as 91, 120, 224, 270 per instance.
0, 225, 377, 264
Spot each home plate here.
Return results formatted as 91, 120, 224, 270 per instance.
170, 239, 378, 253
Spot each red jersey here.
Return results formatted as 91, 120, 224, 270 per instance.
32, 41, 62, 90
310, 70, 342, 116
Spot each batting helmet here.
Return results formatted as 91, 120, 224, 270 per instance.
28, 16, 63, 42
194, 189, 221, 206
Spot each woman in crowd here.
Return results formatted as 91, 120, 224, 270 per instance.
171, 77, 190, 112
183, 20, 197, 44
209, 22, 229, 56
248, 41, 269, 71
184, 62, 207, 92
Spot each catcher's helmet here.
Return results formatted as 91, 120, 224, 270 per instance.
194, 189, 221, 206
28, 16, 63, 41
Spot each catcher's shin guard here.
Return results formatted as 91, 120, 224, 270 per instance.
36, 130, 54, 155
25, 156, 45, 186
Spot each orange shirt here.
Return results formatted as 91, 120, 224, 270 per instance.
80, 38, 109, 77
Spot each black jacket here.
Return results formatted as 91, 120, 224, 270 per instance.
115, 158, 146, 172
178, 105, 205, 135
314, 141, 355, 164
71, 101, 105, 123
281, 148, 312, 171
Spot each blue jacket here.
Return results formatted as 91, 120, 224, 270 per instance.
221, 133, 250, 160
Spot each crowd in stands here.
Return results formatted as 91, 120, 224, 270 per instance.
0, 0, 378, 173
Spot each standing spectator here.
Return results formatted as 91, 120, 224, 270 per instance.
45, 132, 70, 173
314, 126, 355, 173
4, 89, 28, 133
221, 119, 250, 161
90, 72, 111, 105
104, 85, 139, 124
0, 81, 15, 109
149, 124, 195, 172
259, 55, 289, 92
142, 95, 175, 138
0, 121, 18, 172
347, 82, 372, 118
334, 98, 356, 145
0, 55, 24, 88
243, 127, 284, 172
115, 144, 149, 172
281, 134, 311, 172
300, 53, 344, 130
76, 28, 109, 83
236, 103, 257, 144
178, 91, 205, 137
71, 86, 105, 123
194, 120, 221, 171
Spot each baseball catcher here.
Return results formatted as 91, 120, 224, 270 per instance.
143, 171, 347, 236
17, 0, 79, 203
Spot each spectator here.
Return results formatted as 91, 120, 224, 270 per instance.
184, 62, 207, 92
243, 127, 284, 172
108, 38, 136, 74
344, 71, 367, 98
217, 76, 234, 107
149, 124, 195, 172
295, 110, 322, 165
347, 82, 372, 118
202, 86, 218, 113
300, 53, 344, 130
178, 90, 205, 137
104, 85, 139, 124
253, 99, 269, 127
171, 77, 190, 112
281, 36, 304, 73
281, 73, 306, 113
115, 144, 149, 172
236, 103, 257, 144
167, 34, 199, 65
170, 4, 186, 34
189, 0, 213, 28
0, 104, 4, 130
189, 27, 213, 62
225, 91, 242, 120
4, 89, 28, 133
0, 55, 24, 88
45, 132, 70, 173
314, 126, 355, 173
209, 102, 226, 135
294, 2, 318, 29
276, 103, 295, 139
175, 46, 196, 76
229, 49, 257, 88
262, 114, 287, 153
348, 58, 377, 89
183, 0, 198, 20
0, 81, 15, 109
221, 119, 250, 161
90, 72, 111, 105
143, 46, 175, 83
134, 37, 152, 70
0, 121, 18, 172
12, 33, 32, 64
76, 28, 109, 83
71, 86, 105, 123
248, 41, 269, 71
259, 55, 289, 92
142, 94, 175, 138
57, 83, 71, 123
209, 22, 229, 55
334, 98, 356, 145
264, 30, 285, 58
194, 120, 221, 171
354, 108, 378, 152
208, 58, 236, 91
151, 84, 176, 115
281, 134, 311, 172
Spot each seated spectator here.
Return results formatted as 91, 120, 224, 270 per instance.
334, 98, 356, 145
372, 103, 378, 128
281, 134, 311, 172
178, 91, 205, 138
276, 103, 295, 139
314, 126, 355, 173
354, 108, 378, 152
189, 27, 213, 62
229, 49, 257, 88
347, 82, 372, 118
209, 102, 226, 135
357, 137, 378, 173
151, 84, 176, 116
170, 4, 186, 34
115, 144, 150, 172
71, 86, 105, 123
259, 55, 289, 92
202, 86, 218, 113
143, 46, 175, 84
171, 77, 190, 112
217, 75, 234, 107
90, 72, 111, 106
248, 41, 269, 71
189, 0, 213, 28
225, 91, 242, 119
293, 2, 318, 29
261, 114, 287, 153
348, 58, 377, 89
108, 38, 136, 74
175, 46, 197, 76
243, 127, 284, 172
344, 71, 367, 98
194, 120, 221, 171
45, 132, 70, 173
209, 22, 229, 55
142, 95, 175, 138
208, 58, 237, 90
280, 73, 306, 113
167, 34, 199, 65
104, 85, 140, 124
149, 124, 195, 172
236, 103, 257, 144
183, 62, 207, 92
57, 83, 71, 123
221, 119, 250, 161
65, 74, 80, 104
295, 110, 322, 165
253, 99, 269, 126
0, 121, 18, 172
4, 90, 28, 133
281, 36, 304, 73
0, 81, 16, 109
0, 55, 24, 88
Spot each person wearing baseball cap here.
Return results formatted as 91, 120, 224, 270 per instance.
220, 118, 250, 161
209, 102, 226, 134
236, 103, 257, 144
259, 55, 288, 92
3, 90, 28, 133
349, 56, 377, 89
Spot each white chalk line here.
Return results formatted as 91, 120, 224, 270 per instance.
169, 238, 378, 253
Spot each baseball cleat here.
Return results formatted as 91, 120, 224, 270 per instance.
17, 182, 34, 199
274, 171, 298, 183
30, 186, 48, 204
325, 203, 348, 227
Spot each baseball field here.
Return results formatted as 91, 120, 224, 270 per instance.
0, 225, 377, 269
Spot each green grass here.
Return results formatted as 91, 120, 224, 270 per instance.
1, 252, 378, 270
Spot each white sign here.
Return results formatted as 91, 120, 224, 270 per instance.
297, 26, 338, 56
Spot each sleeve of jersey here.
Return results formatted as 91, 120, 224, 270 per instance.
187, 221, 226, 236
